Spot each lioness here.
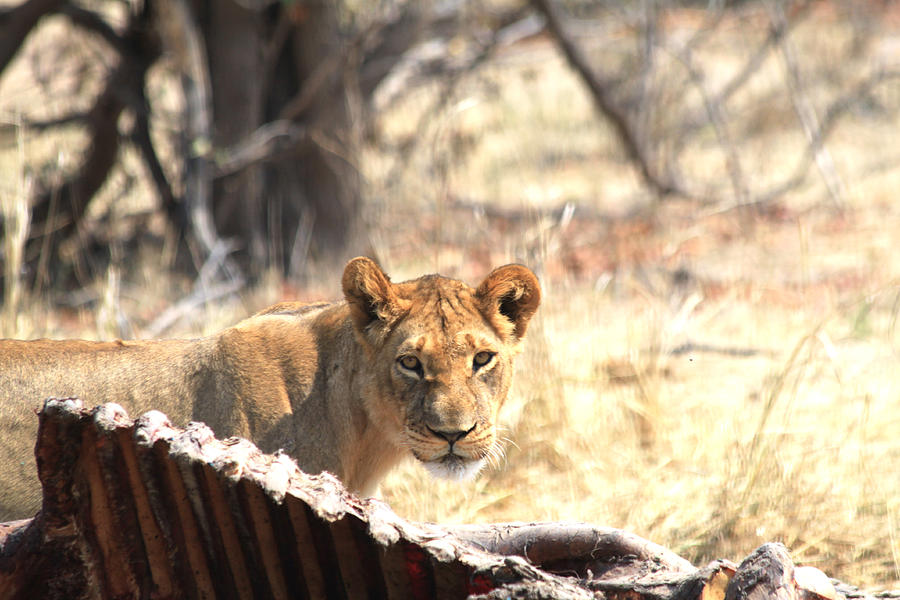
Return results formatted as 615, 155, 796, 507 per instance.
0, 257, 540, 520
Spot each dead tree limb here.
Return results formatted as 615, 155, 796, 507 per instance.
713, 2, 812, 107
447, 521, 696, 578
669, 44, 749, 205
702, 66, 900, 217
377, 9, 542, 195
213, 120, 309, 177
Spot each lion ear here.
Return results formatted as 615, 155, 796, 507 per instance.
342, 257, 407, 331
476, 264, 541, 340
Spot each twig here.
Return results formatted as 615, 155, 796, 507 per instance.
714, 2, 812, 107
673, 3, 813, 157
1, 116, 30, 333
703, 66, 900, 217
143, 279, 244, 338
14, 112, 89, 132
278, 49, 349, 122
378, 10, 542, 191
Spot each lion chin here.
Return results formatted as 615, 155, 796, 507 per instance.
421, 454, 486, 481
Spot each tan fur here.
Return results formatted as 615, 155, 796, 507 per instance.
0, 258, 540, 521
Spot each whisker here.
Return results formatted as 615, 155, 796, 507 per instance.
482, 438, 506, 470
501, 436, 520, 452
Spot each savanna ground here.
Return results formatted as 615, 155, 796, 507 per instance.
2, 2, 900, 591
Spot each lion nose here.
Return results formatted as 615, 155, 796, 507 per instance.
427, 423, 476, 445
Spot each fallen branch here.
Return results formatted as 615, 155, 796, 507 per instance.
446, 521, 696, 576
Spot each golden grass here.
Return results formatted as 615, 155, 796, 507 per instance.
2, 4, 899, 590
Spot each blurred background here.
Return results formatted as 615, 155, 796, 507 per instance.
1, 0, 899, 588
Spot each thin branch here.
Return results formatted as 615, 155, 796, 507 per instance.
378, 11, 545, 191
277, 5, 429, 122
357, 6, 431, 102
530, 0, 688, 199
760, 67, 900, 203
144, 246, 244, 337
668, 44, 749, 206
238, 7, 532, 188
768, 0, 846, 209
213, 120, 309, 178
130, 106, 180, 227
671, 3, 811, 154
260, 8, 294, 99
30, 67, 127, 239
714, 1, 812, 107
277, 49, 348, 122
699, 67, 900, 218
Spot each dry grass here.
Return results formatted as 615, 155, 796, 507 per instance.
2, 3, 900, 590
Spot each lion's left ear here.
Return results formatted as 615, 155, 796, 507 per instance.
476, 264, 541, 340
342, 257, 409, 332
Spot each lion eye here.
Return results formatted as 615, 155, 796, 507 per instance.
398, 355, 422, 372
473, 351, 494, 369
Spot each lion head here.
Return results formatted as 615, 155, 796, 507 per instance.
342, 257, 541, 482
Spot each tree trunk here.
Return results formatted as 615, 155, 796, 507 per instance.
205, 0, 266, 268
202, 0, 370, 278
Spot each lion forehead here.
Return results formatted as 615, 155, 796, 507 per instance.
396, 329, 498, 356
